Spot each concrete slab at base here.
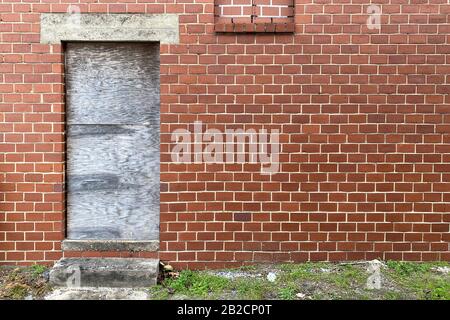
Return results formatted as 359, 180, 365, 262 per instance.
45, 287, 149, 300
49, 258, 159, 288
62, 240, 159, 252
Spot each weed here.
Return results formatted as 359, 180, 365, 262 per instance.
384, 291, 403, 300
30, 265, 47, 277
417, 278, 450, 300
164, 270, 230, 298
149, 285, 170, 300
3, 284, 30, 299
239, 265, 258, 271
386, 261, 431, 276
234, 278, 268, 300
384, 261, 450, 300
329, 265, 366, 289
278, 286, 296, 300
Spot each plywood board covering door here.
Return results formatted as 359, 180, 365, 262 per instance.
65, 42, 160, 240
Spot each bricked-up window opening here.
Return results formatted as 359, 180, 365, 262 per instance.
214, 0, 295, 33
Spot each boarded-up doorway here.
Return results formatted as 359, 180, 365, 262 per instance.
65, 42, 160, 241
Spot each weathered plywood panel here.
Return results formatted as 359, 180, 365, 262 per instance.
67, 188, 159, 240
65, 42, 160, 125
67, 125, 159, 179
66, 42, 160, 240
66, 125, 160, 240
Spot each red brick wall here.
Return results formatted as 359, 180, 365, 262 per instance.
1, 0, 450, 267
215, 0, 295, 23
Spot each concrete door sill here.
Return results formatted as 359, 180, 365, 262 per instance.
62, 239, 159, 252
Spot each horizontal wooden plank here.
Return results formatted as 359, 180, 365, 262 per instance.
67, 124, 159, 152
67, 125, 159, 183
67, 188, 159, 240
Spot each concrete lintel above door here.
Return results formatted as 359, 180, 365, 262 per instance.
62, 240, 159, 252
40, 13, 179, 44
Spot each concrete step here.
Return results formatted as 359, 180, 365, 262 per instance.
49, 258, 159, 288
45, 287, 149, 300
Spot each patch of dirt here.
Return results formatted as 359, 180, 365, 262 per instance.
0, 266, 52, 300
206, 264, 278, 280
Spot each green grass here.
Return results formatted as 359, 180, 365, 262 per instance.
162, 270, 231, 299
386, 261, 431, 276
421, 278, 450, 300
234, 278, 272, 300
30, 265, 47, 277
149, 261, 449, 300
5, 284, 29, 300
385, 261, 450, 300
277, 286, 297, 300
149, 285, 170, 300
384, 291, 404, 300
328, 265, 367, 289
